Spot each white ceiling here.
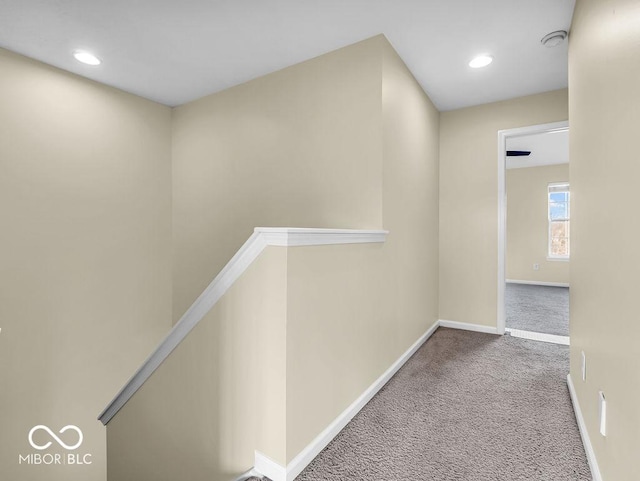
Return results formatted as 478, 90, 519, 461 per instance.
0, 0, 575, 110
506, 130, 569, 169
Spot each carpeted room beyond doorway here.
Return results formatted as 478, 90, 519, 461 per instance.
295, 328, 590, 481
506, 283, 570, 337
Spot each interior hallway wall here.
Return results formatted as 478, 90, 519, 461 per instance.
0, 49, 173, 481
285, 38, 440, 462
168, 34, 440, 466
506, 163, 570, 284
569, 0, 640, 479
439, 89, 568, 328
381, 39, 440, 355
171, 37, 384, 322
107, 246, 287, 480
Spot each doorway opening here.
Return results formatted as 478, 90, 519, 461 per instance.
497, 121, 569, 345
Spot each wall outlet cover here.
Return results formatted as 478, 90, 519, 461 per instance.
598, 391, 607, 436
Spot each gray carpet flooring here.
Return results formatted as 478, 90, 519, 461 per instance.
506, 284, 570, 336
294, 328, 590, 481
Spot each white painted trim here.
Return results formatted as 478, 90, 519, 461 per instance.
438, 319, 499, 335
546, 256, 570, 262
506, 279, 570, 288
567, 374, 603, 481
255, 227, 388, 246
98, 228, 388, 425
255, 451, 287, 481
497, 128, 507, 335
497, 121, 569, 335
505, 328, 569, 345
282, 321, 439, 481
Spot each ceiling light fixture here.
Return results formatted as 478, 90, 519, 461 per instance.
73, 50, 101, 66
469, 55, 493, 69
541, 30, 568, 47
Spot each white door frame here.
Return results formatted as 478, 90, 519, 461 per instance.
496, 120, 569, 334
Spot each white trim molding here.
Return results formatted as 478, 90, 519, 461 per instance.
506, 328, 569, 345
256, 227, 388, 246
567, 374, 603, 481
438, 319, 499, 335
255, 321, 439, 481
497, 121, 569, 335
546, 256, 570, 262
506, 279, 570, 288
98, 227, 388, 425
254, 451, 287, 481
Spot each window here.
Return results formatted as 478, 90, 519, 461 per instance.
548, 182, 570, 259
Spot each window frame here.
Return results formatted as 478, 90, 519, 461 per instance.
547, 182, 570, 260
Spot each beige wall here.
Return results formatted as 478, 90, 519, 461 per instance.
569, 1, 640, 479
107, 247, 288, 480
171, 36, 385, 322
0, 49, 173, 481
286, 244, 387, 460
506, 164, 570, 284
439, 90, 568, 327
381, 39, 440, 348
286, 41, 440, 460
107, 35, 440, 474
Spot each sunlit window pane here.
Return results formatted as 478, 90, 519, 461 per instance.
550, 236, 569, 256
548, 183, 570, 258
551, 221, 569, 238
549, 201, 569, 220
550, 192, 569, 202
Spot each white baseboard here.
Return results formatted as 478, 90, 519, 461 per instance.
567, 374, 602, 481
506, 279, 570, 288
254, 451, 287, 481
257, 321, 439, 481
438, 319, 499, 335
506, 328, 570, 346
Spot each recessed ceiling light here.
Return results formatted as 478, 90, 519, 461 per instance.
73, 50, 101, 66
469, 55, 493, 69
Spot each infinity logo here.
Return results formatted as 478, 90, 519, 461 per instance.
28, 425, 83, 451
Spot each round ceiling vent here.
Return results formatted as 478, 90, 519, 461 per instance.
541, 30, 568, 48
